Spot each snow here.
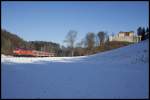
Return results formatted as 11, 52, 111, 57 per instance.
1, 40, 149, 99
1, 56, 86, 63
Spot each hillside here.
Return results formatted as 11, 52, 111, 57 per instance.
1, 29, 27, 55
1, 29, 61, 56
1, 39, 149, 99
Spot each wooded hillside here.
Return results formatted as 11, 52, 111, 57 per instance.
1, 29, 61, 56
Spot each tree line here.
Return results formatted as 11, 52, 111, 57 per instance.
1, 26, 149, 56
64, 30, 129, 56
64, 26, 149, 56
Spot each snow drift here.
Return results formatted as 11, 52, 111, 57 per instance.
1, 40, 149, 99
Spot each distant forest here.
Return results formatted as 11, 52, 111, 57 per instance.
1, 27, 149, 56
1, 29, 62, 56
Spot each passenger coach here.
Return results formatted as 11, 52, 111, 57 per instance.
13, 48, 55, 57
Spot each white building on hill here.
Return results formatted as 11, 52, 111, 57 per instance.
109, 31, 141, 43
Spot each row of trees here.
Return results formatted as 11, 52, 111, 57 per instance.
63, 30, 125, 56
2, 26, 149, 56
64, 27, 149, 56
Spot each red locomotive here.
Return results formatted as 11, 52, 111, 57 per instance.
13, 48, 55, 57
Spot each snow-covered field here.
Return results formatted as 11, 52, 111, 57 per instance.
1, 40, 149, 99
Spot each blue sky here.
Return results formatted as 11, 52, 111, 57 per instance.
2, 1, 149, 45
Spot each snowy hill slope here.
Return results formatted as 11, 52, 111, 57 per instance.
83, 39, 149, 64
1, 40, 149, 99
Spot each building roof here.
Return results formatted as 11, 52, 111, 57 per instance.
118, 31, 134, 36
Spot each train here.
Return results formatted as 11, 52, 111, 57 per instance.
13, 48, 55, 57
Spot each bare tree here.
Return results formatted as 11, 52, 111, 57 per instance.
75, 39, 85, 56
64, 30, 77, 56
76, 39, 85, 48
105, 34, 110, 50
97, 31, 106, 46
85, 32, 95, 54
